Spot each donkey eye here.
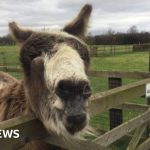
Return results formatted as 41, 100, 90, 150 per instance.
83, 85, 91, 99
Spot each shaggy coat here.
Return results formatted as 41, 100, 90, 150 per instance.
0, 4, 92, 150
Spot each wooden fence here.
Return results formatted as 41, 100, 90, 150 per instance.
1, 67, 150, 149
89, 45, 133, 57
88, 70, 150, 79
133, 43, 150, 52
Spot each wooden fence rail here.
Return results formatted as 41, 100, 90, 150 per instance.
88, 70, 150, 79
90, 78, 150, 116
136, 136, 150, 150
0, 115, 107, 150
89, 45, 133, 57
0, 66, 22, 72
94, 108, 150, 147
120, 103, 149, 112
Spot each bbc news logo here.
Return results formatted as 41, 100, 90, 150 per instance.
0, 130, 20, 138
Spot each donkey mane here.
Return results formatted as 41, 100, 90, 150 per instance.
0, 4, 92, 150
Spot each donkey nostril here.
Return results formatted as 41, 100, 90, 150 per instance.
67, 114, 86, 124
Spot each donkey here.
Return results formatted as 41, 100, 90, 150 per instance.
0, 4, 92, 150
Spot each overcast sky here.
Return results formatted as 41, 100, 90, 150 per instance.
1, 0, 150, 36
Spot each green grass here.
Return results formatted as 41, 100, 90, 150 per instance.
0, 45, 149, 150
91, 52, 149, 72
90, 52, 149, 96
0, 45, 19, 66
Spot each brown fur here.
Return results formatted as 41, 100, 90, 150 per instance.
0, 4, 92, 150
9, 22, 32, 43
0, 71, 18, 89
63, 4, 92, 39
0, 75, 65, 150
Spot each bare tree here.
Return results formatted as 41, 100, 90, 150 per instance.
106, 27, 115, 35
127, 25, 138, 34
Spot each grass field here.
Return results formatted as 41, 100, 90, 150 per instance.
0, 45, 149, 150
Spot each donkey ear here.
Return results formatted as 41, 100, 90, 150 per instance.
63, 4, 92, 39
9, 22, 32, 43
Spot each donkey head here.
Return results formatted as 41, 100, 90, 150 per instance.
9, 4, 92, 136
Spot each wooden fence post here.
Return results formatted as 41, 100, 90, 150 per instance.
110, 45, 112, 55
0, 52, 7, 72
108, 77, 123, 129
94, 45, 98, 57
146, 51, 150, 137
146, 84, 150, 137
